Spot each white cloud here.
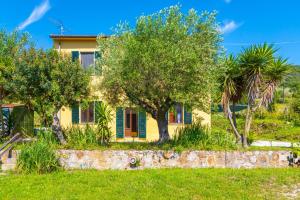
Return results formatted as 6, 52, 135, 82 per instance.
17, 0, 51, 30
224, 0, 232, 3
217, 21, 241, 34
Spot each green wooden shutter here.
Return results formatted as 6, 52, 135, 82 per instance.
138, 111, 146, 138
72, 103, 79, 124
95, 51, 102, 75
71, 51, 79, 62
184, 105, 192, 124
95, 101, 102, 123
116, 107, 124, 138
2, 107, 10, 135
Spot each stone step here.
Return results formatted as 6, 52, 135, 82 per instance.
1, 163, 16, 171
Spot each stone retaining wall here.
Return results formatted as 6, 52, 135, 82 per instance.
1, 150, 290, 171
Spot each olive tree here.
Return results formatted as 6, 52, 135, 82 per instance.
98, 5, 221, 142
0, 30, 28, 137
14, 47, 90, 144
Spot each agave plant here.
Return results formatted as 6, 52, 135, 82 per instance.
95, 102, 113, 145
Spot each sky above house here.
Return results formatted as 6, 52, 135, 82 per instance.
2, 0, 300, 64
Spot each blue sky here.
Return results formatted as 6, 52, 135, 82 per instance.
1, 0, 300, 64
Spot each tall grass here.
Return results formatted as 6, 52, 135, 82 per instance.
65, 125, 100, 148
36, 129, 59, 145
17, 139, 60, 174
172, 123, 236, 150
17, 129, 60, 174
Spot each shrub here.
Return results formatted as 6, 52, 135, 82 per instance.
65, 125, 98, 148
209, 130, 237, 149
36, 129, 58, 145
17, 140, 60, 174
172, 123, 236, 149
65, 125, 112, 149
95, 102, 113, 145
172, 123, 209, 147
65, 103, 113, 148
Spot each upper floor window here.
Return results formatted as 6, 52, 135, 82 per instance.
169, 103, 183, 124
72, 51, 102, 75
81, 52, 95, 69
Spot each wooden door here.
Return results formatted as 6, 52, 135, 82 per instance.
125, 109, 138, 137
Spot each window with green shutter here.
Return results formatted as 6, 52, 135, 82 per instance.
116, 107, 124, 138
72, 103, 79, 124
71, 51, 79, 62
184, 105, 192, 124
138, 111, 146, 138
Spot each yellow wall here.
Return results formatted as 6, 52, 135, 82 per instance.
53, 40, 98, 53
54, 38, 211, 142
60, 105, 210, 142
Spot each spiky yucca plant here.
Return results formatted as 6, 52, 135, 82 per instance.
221, 55, 245, 143
221, 44, 289, 147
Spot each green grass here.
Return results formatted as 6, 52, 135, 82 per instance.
0, 168, 299, 200
212, 109, 300, 142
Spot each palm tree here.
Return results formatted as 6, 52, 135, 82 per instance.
239, 44, 288, 147
221, 55, 245, 143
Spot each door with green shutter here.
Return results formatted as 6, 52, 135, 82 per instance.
138, 111, 146, 138
116, 107, 124, 138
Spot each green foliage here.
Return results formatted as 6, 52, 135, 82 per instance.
172, 123, 236, 149
0, 30, 29, 139
65, 125, 99, 148
13, 47, 91, 124
36, 129, 59, 145
283, 65, 300, 95
65, 125, 113, 149
17, 139, 60, 174
95, 102, 113, 145
220, 44, 290, 147
0, 30, 28, 101
98, 5, 221, 141
212, 109, 300, 142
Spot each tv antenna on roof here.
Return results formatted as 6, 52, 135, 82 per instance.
49, 18, 70, 35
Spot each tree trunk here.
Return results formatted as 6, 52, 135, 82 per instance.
243, 105, 253, 148
0, 101, 3, 137
51, 110, 66, 145
156, 109, 170, 143
232, 103, 237, 128
227, 104, 242, 144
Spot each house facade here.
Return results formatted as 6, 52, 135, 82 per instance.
50, 35, 210, 142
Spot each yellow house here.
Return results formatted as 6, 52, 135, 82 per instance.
50, 34, 210, 142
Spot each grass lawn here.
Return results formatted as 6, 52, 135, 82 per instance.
0, 168, 299, 200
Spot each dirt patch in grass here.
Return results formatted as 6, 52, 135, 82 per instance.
281, 184, 300, 199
